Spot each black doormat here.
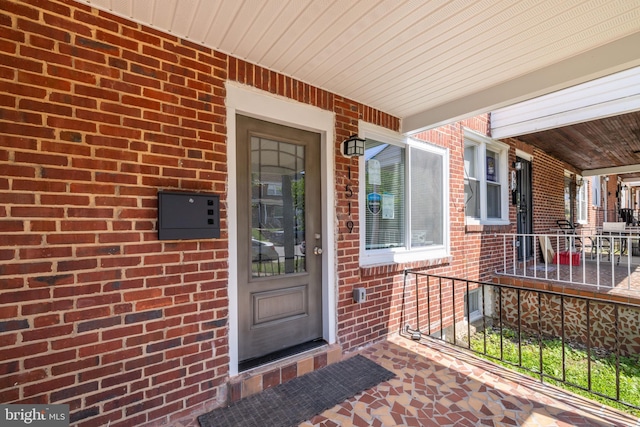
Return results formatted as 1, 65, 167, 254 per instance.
198, 355, 395, 427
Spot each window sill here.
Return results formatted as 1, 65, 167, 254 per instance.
360, 255, 453, 278
466, 223, 511, 233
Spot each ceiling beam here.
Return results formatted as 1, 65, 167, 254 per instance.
582, 164, 640, 177
401, 32, 640, 135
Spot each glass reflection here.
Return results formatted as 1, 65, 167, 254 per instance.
251, 137, 306, 277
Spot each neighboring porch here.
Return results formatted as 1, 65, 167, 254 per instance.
173, 334, 638, 427
494, 232, 640, 301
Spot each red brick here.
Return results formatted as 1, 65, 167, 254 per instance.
102, 347, 142, 365
78, 363, 123, 382
148, 400, 183, 422
103, 387, 144, 413
152, 367, 186, 386
124, 330, 163, 348
52, 332, 99, 351
102, 369, 142, 389
101, 325, 142, 341
64, 307, 111, 323
0, 288, 50, 304
0, 388, 19, 402
22, 324, 73, 342
57, 258, 98, 272
19, 246, 72, 260
185, 389, 218, 407
33, 314, 60, 328
135, 297, 173, 311
0, 305, 18, 320
24, 348, 76, 369
85, 385, 127, 406
79, 340, 123, 358
23, 375, 75, 398
51, 356, 99, 376
46, 233, 96, 245
54, 283, 101, 298
0, 369, 47, 389
0, 333, 17, 348
50, 380, 99, 402
76, 293, 121, 309
123, 288, 162, 302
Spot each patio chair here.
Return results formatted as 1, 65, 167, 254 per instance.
619, 208, 636, 226
555, 219, 583, 251
555, 219, 597, 258
600, 221, 626, 264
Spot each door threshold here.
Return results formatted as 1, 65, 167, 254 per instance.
239, 339, 326, 372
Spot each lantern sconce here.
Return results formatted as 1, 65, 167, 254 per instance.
512, 161, 522, 171
342, 135, 366, 157
576, 178, 584, 187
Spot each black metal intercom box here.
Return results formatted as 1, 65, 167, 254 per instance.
157, 191, 220, 240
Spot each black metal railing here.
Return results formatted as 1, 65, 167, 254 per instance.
402, 270, 640, 411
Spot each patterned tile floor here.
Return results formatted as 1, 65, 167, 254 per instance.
174, 334, 640, 427
303, 335, 640, 427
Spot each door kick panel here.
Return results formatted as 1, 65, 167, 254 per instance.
251, 285, 309, 328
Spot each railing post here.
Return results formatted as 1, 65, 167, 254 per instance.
439, 276, 443, 341
499, 287, 504, 360
452, 279, 457, 345
537, 291, 543, 381
615, 303, 621, 402
517, 289, 522, 367
466, 280, 471, 350
427, 274, 432, 336
561, 295, 566, 383
586, 299, 592, 391
627, 236, 632, 291
481, 283, 487, 354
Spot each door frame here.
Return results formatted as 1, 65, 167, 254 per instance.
515, 150, 533, 260
226, 82, 336, 376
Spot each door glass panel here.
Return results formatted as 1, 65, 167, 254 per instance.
251, 136, 306, 277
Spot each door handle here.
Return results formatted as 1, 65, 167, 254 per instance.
313, 247, 323, 255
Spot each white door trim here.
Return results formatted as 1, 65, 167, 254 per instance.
226, 82, 336, 376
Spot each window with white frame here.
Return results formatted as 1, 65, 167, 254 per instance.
576, 176, 587, 223
564, 174, 572, 221
360, 123, 449, 265
591, 176, 601, 207
465, 288, 482, 322
464, 131, 509, 224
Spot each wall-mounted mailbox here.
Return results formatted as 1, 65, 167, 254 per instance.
158, 191, 220, 240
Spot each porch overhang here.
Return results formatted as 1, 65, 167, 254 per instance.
492, 65, 640, 177
403, 32, 640, 135
78, 0, 640, 136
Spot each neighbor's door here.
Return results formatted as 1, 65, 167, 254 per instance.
236, 115, 323, 363
516, 157, 533, 260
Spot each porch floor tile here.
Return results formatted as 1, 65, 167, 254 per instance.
301, 335, 638, 427
173, 334, 639, 427
498, 257, 640, 302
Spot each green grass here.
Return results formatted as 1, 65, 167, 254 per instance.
469, 326, 640, 417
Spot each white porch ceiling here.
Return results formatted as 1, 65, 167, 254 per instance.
77, 0, 640, 134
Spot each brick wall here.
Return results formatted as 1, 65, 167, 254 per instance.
0, 1, 399, 426
1, 1, 232, 425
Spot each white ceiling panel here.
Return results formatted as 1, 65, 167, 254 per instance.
75, 0, 640, 132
